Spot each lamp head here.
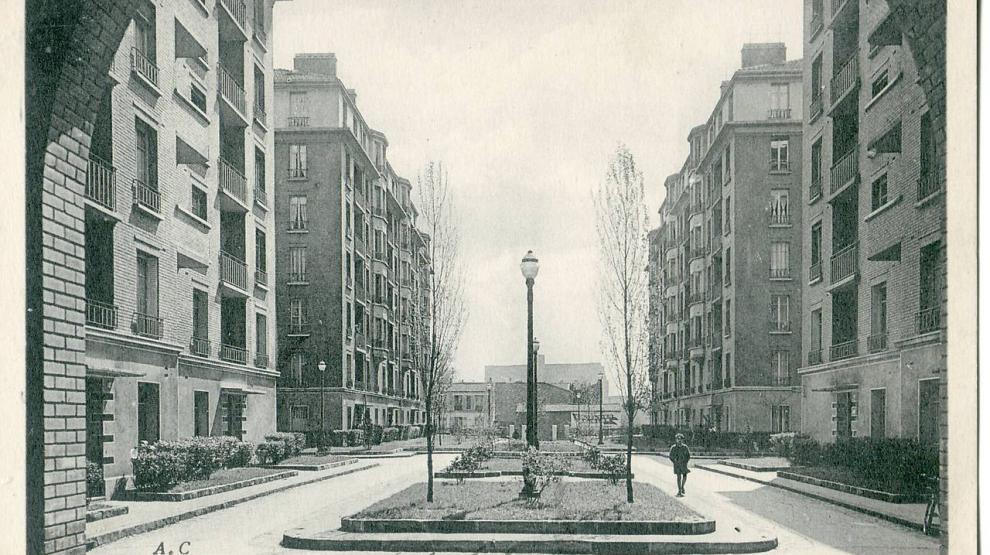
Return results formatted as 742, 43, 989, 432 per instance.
318, 360, 327, 372
520, 250, 540, 280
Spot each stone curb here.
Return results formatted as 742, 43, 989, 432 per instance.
775, 470, 925, 503
695, 465, 934, 533
434, 470, 635, 480
281, 530, 779, 554
85, 504, 129, 523
85, 462, 380, 549
718, 460, 791, 473
340, 517, 716, 535
269, 457, 359, 472
124, 470, 298, 502
350, 451, 418, 459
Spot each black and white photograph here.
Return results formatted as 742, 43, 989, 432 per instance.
16, 0, 977, 554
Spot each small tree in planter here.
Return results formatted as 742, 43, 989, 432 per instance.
520, 448, 568, 505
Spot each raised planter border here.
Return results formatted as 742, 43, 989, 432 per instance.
340, 516, 715, 535
718, 460, 791, 473
434, 470, 634, 480
124, 469, 298, 502
269, 457, 359, 472
86, 503, 129, 522
776, 470, 925, 504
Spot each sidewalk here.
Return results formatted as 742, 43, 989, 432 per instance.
696, 462, 929, 531
86, 460, 380, 549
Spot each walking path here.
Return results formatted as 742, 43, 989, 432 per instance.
696, 461, 930, 531
86, 459, 380, 548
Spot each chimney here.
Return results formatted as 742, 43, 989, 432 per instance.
293, 53, 337, 77
740, 43, 786, 68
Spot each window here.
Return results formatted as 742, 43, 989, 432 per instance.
771, 405, 791, 433
256, 313, 267, 361
770, 294, 790, 332
870, 173, 889, 211
871, 67, 890, 98
289, 405, 309, 431
136, 251, 159, 319
724, 299, 731, 336
192, 288, 208, 348
289, 352, 305, 385
870, 282, 888, 351
254, 147, 266, 202
255, 228, 266, 274
918, 111, 938, 198
811, 55, 823, 102
722, 145, 731, 183
290, 298, 306, 327
810, 138, 823, 198
724, 247, 731, 284
289, 246, 306, 281
871, 389, 886, 438
194, 391, 209, 436
769, 190, 789, 225
191, 184, 208, 220
289, 196, 307, 230
724, 197, 731, 233
811, 309, 823, 352
345, 301, 352, 337
289, 144, 307, 178
770, 138, 789, 172
253, 65, 266, 114
223, 394, 245, 439
190, 82, 207, 113
134, 3, 157, 64
811, 0, 823, 25
289, 92, 308, 116
810, 222, 822, 273
770, 83, 790, 116
918, 241, 941, 333
833, 391, 856, 438
135, 118, 159, 190
138, 382, 160, 443
770, 242, 790, 279
724, 352, 732, 386
770, 351, 790, 382
918, 379, 939, 444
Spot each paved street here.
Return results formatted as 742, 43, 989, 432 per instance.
89, 454, 938, 555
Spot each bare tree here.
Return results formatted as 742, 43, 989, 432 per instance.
416, 161, 468, 502
594, 144, 652, 503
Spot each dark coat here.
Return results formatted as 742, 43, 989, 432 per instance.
669, 443, 691, 475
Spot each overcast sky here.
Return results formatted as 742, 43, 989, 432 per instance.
272, 1, 803, 385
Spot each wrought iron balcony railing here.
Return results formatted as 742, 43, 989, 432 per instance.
86, 155, 116, 211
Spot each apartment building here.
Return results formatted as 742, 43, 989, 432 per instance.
81, 0, 281, 496
798, 0, 945, 443
650, 44, 804, 434
272, 53, 430, 434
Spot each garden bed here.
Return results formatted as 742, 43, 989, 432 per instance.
778, 467, 927, 503
348, 481, 708, 535
127, 467, 297, 502
274, 454, 358, 471
85, 501, 128, 522
718, 457, 791, 472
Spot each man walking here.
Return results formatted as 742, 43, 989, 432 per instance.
669, 433, 691, 497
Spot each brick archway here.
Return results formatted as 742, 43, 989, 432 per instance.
27, 1, 140, 553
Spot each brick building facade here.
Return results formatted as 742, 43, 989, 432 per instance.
272, 54, 429, 434
650, 44, 804, 434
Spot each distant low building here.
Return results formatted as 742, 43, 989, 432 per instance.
443, 380, 572, 434
513, 398, 650, 441
485, 356, 608, 398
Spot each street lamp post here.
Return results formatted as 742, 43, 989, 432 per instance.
598, 373, 605, 445
487, 382, 493, 427
575, 392, 582, 439
520, 251, 539, 498
531, 337, 540, 447
318, 360, 327, 452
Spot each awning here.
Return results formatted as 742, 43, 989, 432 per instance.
221, 386, 268, 395
868, 121, 902, 154
87, 367, 146, 378
811, 383, 859, 393
176, 136, 209, 166
174, 19, 207, 60
177, 249, 209, 272
868, 15, 902, 48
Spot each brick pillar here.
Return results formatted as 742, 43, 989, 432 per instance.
27, 2, 139, 552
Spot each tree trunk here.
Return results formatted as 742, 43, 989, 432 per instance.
624, 288, 634, 503
426, 397, 434, 502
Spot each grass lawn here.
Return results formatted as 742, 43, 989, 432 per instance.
280, 453, 353, 466
784, 466, 924, 495
354, 481, 702, 522
166, 467, 286, 493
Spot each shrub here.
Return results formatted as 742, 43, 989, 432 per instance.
581, 446, 602, 469
769, 432, 798, 458
346, 429, 364, 446
382, 427, 400, 442
596, 453, 627, 485
782, 436, 937, 493
86, 460, 104, 497
131, 437, 254, 492
408, 425, 421, 439
256, 433, 305, 465
521, 447, 569, 501
790, 435, 823, 466
132, 444, 189, 492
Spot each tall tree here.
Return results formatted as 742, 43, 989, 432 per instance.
594, 144, 651, 503
416, 161, 468, 502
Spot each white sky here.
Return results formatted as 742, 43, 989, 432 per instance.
272, 0, 803, 384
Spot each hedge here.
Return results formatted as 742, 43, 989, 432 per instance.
639, 425, 771, 452
256, 432, 307, 465
132, 436, 253, 492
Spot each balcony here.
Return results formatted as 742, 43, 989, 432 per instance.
768, 209, 790, 226
288, 116, 310, 127
808, 349, 823, 365
220, 343, 248, 364
768, 108, 792, 120
132, 180, 161, 214
830, 147, 858, 196
219, 0, 247, 36
254, 185, 267, 208
287, 271, 307, 284
918, 171, 941, 201
810, 13, 824, 36
219, 158, 247, 207
254, 350, 269, 368
86, 156, 116, 211
219, 250, 248, 292
830, 243, 858, 285
133, 312, 164, 339
287, 166, 307, 180
287, 322, 310, 336
809, 261, 822, 283
917, 307, 941, 334
830, 339, 858, 361
770, 267, 791, 280
868, 333, 888, 353
217, 64, 247, 119
129, 47, 159, 89
830, 56, 859, 108
86, 299, 118, 330
255, 268, 268, 288
770, 320, 791, 333
190, 336, 210, 357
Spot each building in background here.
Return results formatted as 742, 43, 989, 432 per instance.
272, 53, 430, 434
650, 43, 804, 434
797, 0, 945, 443
82, 0, 281, 497
443, 380, 572, 437
485, 356, 607, 398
